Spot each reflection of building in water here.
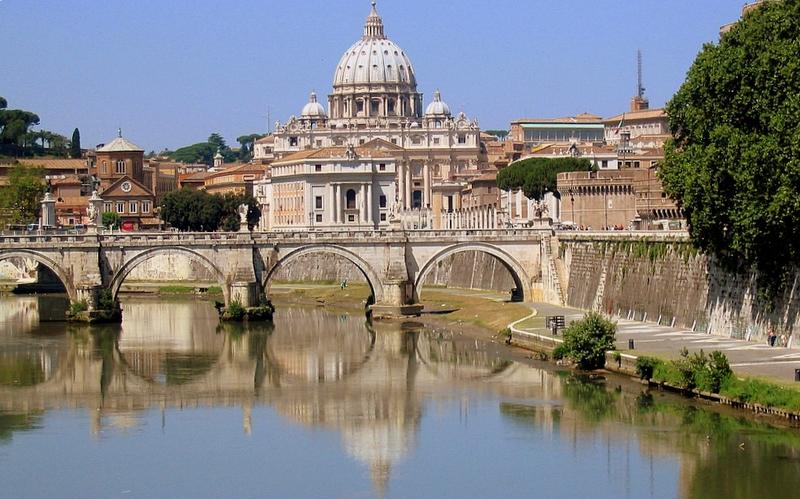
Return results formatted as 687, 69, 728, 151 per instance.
0, 296, 40, 335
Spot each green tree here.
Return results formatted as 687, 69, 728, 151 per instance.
660, 0, 800, 294
496, 157, 594, 200
553, 312, 616, 370
102, 211, 122, 229
220, 192, 261, 231
0, 165, 45, 224
70, 128, 81, 158
159, 189, 260, 232
237, 133, 265, 162
169, 142, 217, 165
0, 99, 40, 156
159, 188, 223, 231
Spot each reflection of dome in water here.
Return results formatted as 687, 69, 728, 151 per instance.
414, 332, 512, 380
118, 301, 224, 385
268, 310, 374, 383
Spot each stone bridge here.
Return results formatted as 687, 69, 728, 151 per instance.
0, 229, 552, 318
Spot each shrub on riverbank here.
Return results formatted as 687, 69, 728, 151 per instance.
648, 349, 733, 393
639, 350, 800, 412
553, 312, 616, 370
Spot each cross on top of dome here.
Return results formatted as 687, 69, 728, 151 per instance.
363, 1, 385, 39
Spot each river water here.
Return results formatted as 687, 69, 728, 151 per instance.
1, 294, 799, 498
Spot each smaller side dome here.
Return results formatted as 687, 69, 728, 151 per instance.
301, 92, 328, 118
425, 90, 451, 117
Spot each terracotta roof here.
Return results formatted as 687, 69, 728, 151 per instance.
205, 163, 265, 178
512, 113, 602, 124
180, 171, 212, 183
255, 135, 275, 144
8, 158, 88, 170
96, 136, 143, 152
603, 108, 667, 124
275, 141, 399, 164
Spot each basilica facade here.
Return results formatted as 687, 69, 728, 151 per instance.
255, 2, 489, 230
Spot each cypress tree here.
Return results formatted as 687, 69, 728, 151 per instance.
70, 128, 81, 158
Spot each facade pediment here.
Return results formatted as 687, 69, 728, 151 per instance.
102, 175, 153, 199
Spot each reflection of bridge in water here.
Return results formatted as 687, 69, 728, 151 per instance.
0, 304, 560, 495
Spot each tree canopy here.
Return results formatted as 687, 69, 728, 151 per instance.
168, 133, 238, 165
159, 188, 260, 231
237, 133, 265, 162
660, 0, 800, 292
496, 157, 594, 200
0, 97, 40, 157
0, 165, 45, 225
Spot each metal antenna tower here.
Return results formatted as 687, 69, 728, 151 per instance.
637, 49, 645, 99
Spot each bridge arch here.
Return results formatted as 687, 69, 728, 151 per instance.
0, 249, 75, 300
109, 246, 231, 305
264, 244, 385, 303
414, 242, 532, 302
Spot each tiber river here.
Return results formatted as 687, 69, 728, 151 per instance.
1, 294, 800, 498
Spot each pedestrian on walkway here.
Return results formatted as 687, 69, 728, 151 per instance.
768, 326, 777, 347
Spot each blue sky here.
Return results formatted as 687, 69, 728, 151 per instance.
0, 0, 741, 152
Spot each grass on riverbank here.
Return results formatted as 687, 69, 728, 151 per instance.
638, 353, 800, 412
419, 289, 530, 334
269, 283, 531, 334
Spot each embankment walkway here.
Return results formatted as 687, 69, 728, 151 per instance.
513, 302, 800, 384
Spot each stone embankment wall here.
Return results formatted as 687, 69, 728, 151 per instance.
555, 234, 800, 345
273, 251, 516, 293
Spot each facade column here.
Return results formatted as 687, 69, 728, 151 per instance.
405, 163, 412, 209
366, 182, 373, 227
398, 161, 405, 209
359, 184, 367, 223
423, 161, 431, 208
334, 184, 341, 224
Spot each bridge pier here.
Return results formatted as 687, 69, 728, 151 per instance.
370, 278, 423, 319
230, 281, 260, 308
71, 285, 122, 323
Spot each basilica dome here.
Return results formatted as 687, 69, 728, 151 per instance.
301, 92, 327, 118
425, 90, 451, 117
332, 2, 417, 88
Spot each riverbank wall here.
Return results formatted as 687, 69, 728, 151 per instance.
551, 233, 800, 345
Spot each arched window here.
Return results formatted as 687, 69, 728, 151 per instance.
346, 189, 357, 210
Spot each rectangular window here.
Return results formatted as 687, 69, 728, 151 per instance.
102, 161, 107, 174
142, 201, 151, 213
315, 214, 323, 223
379, 195, 387, 208
315, 140, 322, 147
359, 139, 365, 145
116, 202, 125, 214
380, 213, 387, 222
391, 138, 397, 145
357, 101, 364, 112
315, 196, 323, 210
347, 214, 355, 222
458, 134, 466, 144
104, 202, 112, 212
130, 201, 138, 214
379, 163, 386, 171
601, 160, 608, 169
289, 137, 298, 146
116, 160, 125, 174
315, 164, 322, 172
